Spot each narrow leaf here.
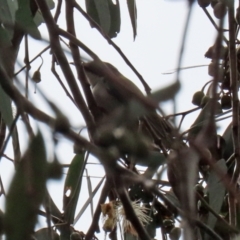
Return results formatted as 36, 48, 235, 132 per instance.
188, 101, 212, 141
206, 159, 227, 238
85, 0, 121, 38
222, 123, 234, 160
0, 85, 13, 127
94, 0, 111, 34
108, 0, 121, 38
127, 0, 137, 40
63, 152, 85, 225
34, 0, 55, 26
150, 81, 181, 103
0, 0, 17, 47
5, 132, 48, 240
16, 0, 41, 39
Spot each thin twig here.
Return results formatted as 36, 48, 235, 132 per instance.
14, 45, 50, 76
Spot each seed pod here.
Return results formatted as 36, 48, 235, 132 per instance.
192, 91, 205, 106
169, 227, 182, 240
213, 2, 227, 19
32, 70, 41, 83
197, 0, 211, 8
163, 218, 175, 233
211, 0, 218, 8
70, 232, 83, 240
205, 45, 227, 60
221, 94, 232, 109
201, 96, 210, 107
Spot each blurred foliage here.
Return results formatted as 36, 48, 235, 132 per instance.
0, 0, 239, 240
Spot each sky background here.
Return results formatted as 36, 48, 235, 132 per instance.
0, 0, 233, 239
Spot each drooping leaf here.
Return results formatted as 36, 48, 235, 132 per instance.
127, 0, 137, 40
0, 0, 17, 47
4, 132, 48, 240
85, 0, 121, 38
108, 0, 121, 38
188, 101, 212, 141
34, 228, 60, 240
206, 159, 227, 239
150, 81, 181, 103
0, 85, 13, 127
94, 0, 111, 34
34, 0, 55, 26
16, 0, 41, 39
63, 152, 86, 225
222, 122, 234, 161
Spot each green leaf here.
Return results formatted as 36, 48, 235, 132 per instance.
206, 159, 227, 238
34, 228, 59, 240
0, 85, 13, 127
127, 0, 137, 40
188, 101, 212, 141
108, 0, 121, 38
63, 152, 85, 225
34, 0, 55, 27
150, 81, 181, 103
16, 0, 41, 39
222, 123, 234, 160
85, 0, 121, 38
0, 0, 17, 47
5, 131, 48, 240
94, 0, 111, 34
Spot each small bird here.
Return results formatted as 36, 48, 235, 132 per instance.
83, 60, 174, 149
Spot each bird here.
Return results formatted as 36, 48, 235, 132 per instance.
82, 60, 175, 150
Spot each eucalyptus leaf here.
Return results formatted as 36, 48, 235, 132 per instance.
94, 0, 111, 34
34, 0, 55, 26
0, 0, 17, 47
108, 0, 120, 38
188, 101, 212, 141
222, 122, 234, 161
150, 81, 181, 103
127, 0, 137, 40
0, 85, 13, 127
5, 132, 48, 240
63, 152, 86, 225
16, 0, 41, 39
206, 159, 227, 239
85, 0, 120, 38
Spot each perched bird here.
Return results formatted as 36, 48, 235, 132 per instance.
83, 60, 174, 149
